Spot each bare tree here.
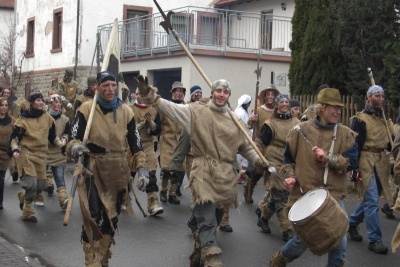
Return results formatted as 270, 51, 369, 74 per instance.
0, 18, 15, 87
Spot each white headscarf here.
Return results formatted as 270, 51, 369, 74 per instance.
234, 94, 252, 123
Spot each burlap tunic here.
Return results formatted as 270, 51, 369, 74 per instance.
14, 113, 55, 180
155, 99, 261, 209
263, 117, 299, 190
159, 111, 184, 170
252, 105, 274, 140
78, 101, 141, 218
47, 114, 69, 166
286, 121, 356, 208
130, 104, 158, 171
354, 112, 393, 205
0, 115, 14, 170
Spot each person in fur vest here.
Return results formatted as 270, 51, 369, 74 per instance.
135, 75, 267, 267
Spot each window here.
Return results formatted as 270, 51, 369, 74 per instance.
261, 10, 273, 50
171, 13, 193, 45
196, 12, 222, 46
26, 17, 35, 57
52, 8, 63, 52
123, 5, 152, 51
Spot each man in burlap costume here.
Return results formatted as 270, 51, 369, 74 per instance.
67, 71, 149, 267
45, 94, 70, 209
391, 125, 400, 252
0, 97, 15, 209
159, 81, 186, 205
269, 88, 358, 267
135, 76, 267, 267
255, 94, 299, 241
245, 85, 279, 204
74, 76, 97, 112
10, 91, 66, 222
0, 88, 19, 182
347, 85, 394, 254
129, 89, 163, 216
58, 68, 82, 122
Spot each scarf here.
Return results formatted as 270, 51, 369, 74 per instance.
363, 100, 383, 118
48, 108, 62, 119
96, 95, 123, 123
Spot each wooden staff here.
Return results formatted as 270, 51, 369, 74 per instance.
253, 49, 262, 141
367, 67, 393, 147
153, 0, 270, 167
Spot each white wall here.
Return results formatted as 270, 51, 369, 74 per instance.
121, 54, 290, 106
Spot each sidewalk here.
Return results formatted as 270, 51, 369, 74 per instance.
0, 235, 43, 267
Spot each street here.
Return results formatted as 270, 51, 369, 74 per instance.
1, 163, 400, 267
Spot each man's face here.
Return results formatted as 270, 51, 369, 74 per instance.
171, 88, 185, 101
212, 88, 230, 107
290, 106, 301, 119
32, 98, 44, 110
65, 75, 73, 83
263, 90, 276, 105
321, 105, 342, 124
87, 83, 96, 94
191, 91, 202, 102
98, 80, 117, 102
276, 99, 289, 114
367, 92, 385, 109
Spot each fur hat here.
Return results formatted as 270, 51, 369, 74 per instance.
171, 81, 186, 93
29, 91, 44, 103
211, 79, 231, 94
65, 68, 73, 76
87, 76, 97, 85
316, 88, 344, 107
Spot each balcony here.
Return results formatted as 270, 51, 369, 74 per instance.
97, 6, 292, 59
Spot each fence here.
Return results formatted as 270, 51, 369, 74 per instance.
292, 94, 398, 126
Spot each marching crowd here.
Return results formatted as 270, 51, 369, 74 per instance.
1, 69, 400, 267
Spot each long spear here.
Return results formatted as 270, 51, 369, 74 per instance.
153, 0, 270, 168
252, 49, 262, 141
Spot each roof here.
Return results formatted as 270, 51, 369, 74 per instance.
213, 0, 257, 8
0, 0, 14, 9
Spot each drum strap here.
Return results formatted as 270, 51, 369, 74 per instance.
323, 125, 338, 186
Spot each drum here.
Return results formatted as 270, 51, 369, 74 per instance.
288, 188, 348, 255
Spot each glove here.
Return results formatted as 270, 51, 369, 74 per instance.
71, 144, 89, 157
351, 170, 361, 182
136, 121, 145, 131
137, 168, 149, 192
134, 75, 158, 105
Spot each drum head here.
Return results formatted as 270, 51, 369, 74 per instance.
289, 188, 328, 222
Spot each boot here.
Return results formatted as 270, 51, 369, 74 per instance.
147, 192, 164, 216
160, 190, 168, 203
98, 234, 114, 267
189, 230, 202, 267
219, 210, 233, 232
82, 241, 101, 267
45, 170, 55, 196
348, 225, 362, 241
12, 171, 19, 182
34, 192, 45, 207
201, 246, 224, 267
243, 177, 254, 204
22, 201, 37, 223
168, 182, 180, 204
57, 186, 69, 210
257, 217, 271, 234
381, 203, 395, 219
270, 249, 291, 267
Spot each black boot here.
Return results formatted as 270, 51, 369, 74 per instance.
12, 172, 19, 182
168, 195, 180, 204
381, 203, 395, 219
160, 191, 167, 203
368, 242, 388, 254
348, 225, 362, 241
257, 217, 271, 234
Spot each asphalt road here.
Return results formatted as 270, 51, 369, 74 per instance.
1, 163, 400, 267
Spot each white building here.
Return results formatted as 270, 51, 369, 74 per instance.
13, 0, 294, 103
0, 0, 14, 87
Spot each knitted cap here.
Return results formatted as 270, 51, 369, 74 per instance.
211, 79, 231, 94
190, 85, 202, 96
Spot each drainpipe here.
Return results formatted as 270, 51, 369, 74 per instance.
73, 0, 80, 79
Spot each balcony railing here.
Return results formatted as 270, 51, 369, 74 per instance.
97, 6, 292, 59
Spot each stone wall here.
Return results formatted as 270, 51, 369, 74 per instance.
13, 66, 95, 98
